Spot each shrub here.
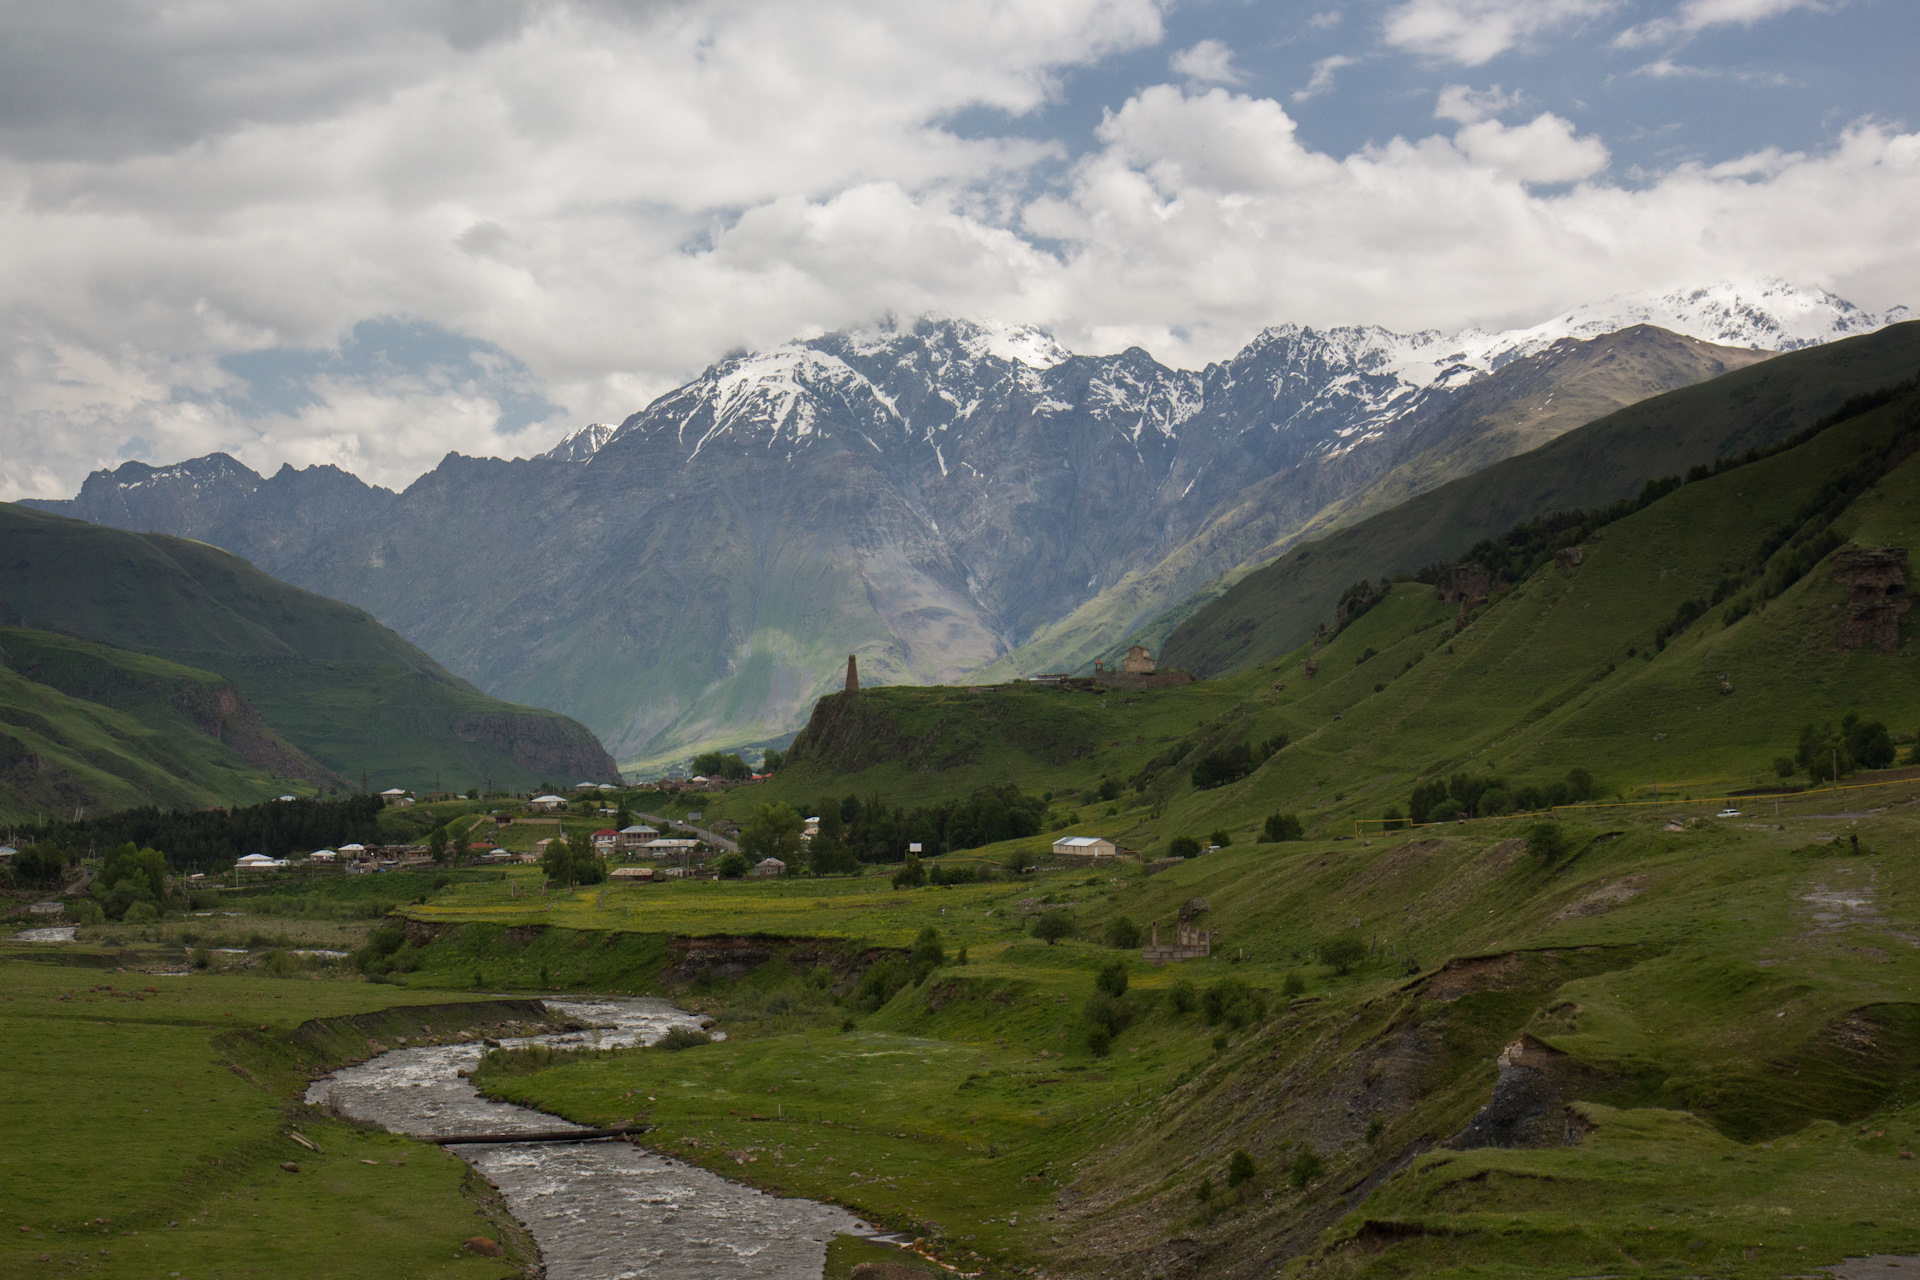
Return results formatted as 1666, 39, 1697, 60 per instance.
712, 852, 749, 879
1097, 777, 1120, 802
1380, 807, 1407, 832
261, 948, 296, 977
1202, 976, 1266, 1028
1227, 1150, 1256, 1188
1208, 829, 1231, 849
654, 1027, 712, 1051
1084, 990, 1132, 1037
1429, 798, 1464, 822
123, 900, 160, 925
70, 899, 104, 925
892, 854, 927, 889
1365, 1117, 1385, 1143
1031, 909, 1076, 945
1211, 1032, 1228, 1052
1106, 915, 1142, 949
1191, 743, 1256, 791
1194, 1176, 1214, 1203
1281, 971, 1306, 997
191, 945, 211, 969
1262, 813, 1304, 842
1169, 977, 1198, 1013
1526, 820, 1569, 861
910, 925, 945, 975
1096, 959, 1129, 998
1169, 835, 1202, 859
1845, 713, 1896, 769
855, 957, 909, 1011
1773, 756, 1797, 778
1321, 932, 1366, 976
1086, 1025, 1112, 1056
1289, 1149, 1326, 1189
1003, 847, 1039, 875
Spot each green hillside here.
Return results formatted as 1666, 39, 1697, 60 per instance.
0, 503, 619, 800
0, 636, 311, 824
710, 371, 1919, 852
1161, 319, 1920, 678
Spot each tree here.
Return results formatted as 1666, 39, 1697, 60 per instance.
1004, 846, 1038, 875
1169, 977, 1197, 1013
761, 749, 784, 773
1262, 813, 1304, 842
809, 807, 854, 876
1320, 932, 1366, 976
1380, 807, 1407, 832
540, 838, 578, 887
1526, 820, 1569, 861
1031, 908, 1076, 945
1208, 829, 1231, 849
691, 751, 751, 781
1169, 835, 1201, 859
95, 844, 168, 918
1845, 713, 1896, 770
1191, 743, 1255, 790
9, 843, 67, 887
1289, 1149, 1325, 1189
1227, 1150, 1256, 1188
1096, 959, 1129, 998
741, 803, 806, 864
1106, 915, 1141, 949
911, 925, 945, 973
712, 851, 749, 879
892, 853, 926, 889
428, 825, 450, 865
1796, 722, 1851, 782
1097, 777, 1120, 802
447, 824, 470, 864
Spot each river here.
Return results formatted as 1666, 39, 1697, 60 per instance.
305, 997, 872, 1279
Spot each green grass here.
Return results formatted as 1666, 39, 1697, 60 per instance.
0, 960, 549, 1278
0, 501, 614, 797
1163, 318, 1920, 675
423, 796, 1920, 1277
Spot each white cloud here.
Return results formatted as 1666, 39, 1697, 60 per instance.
1453, 113, 1610, 182
1617, 0, 1825, 48
1293, 55, 1359, 102
1169, 38, 1242, 85
1383, 0, 1619, 65
0, 1, 1916, 502
1434, 83, 1521, 123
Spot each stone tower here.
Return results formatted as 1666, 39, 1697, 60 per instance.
845, 654, 859, 692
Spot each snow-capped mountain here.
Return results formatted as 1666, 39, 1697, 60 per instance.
28, 280, 1906, 770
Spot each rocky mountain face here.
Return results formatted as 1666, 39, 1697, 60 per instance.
27, 280, 1906, 771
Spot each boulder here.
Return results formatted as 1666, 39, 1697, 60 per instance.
1178, 897, 1211, 921
461, 1237, 504, 1257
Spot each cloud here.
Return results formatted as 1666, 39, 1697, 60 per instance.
1616, 0, 1825, 48
1169, 38, 1242, 85
1383, 0, 1619, 65
1453, 113, 1610, 182
1629, 57, 1796, 84
1434, 83, 1521, 123
1, 0, 1916, 503
1292, 55, 1360, 102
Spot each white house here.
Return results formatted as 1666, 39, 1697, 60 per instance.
641, 838, 701, 857
309, 849, 337, 862
754, 857, 786, 878
0, 844, 16, 861
529, 794, 567, 811
1053, 835, 1118, 861
236, 853, 287, 870
610, 866, 656, 881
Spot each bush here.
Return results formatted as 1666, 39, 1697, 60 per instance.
855, 957, 909, 1011
1845, 713, 1896, 770
1227, 1149, 1256, 1188
1379, 807, 1407, 832
1003, 847, 1039, 874
1774, 756, 1797, 778
123, 900, 159, 925
1168, 835, 1202, 859
654, 1027, 712, 1051
1097, 777, 1120, 802
70, 898, 104, 926
712, 852, 749, 879
1281, 971, 1306, 997
191, 945, 211, 969
1031, 909, 1076, 945
1106, 915, 1142, 948
1526, 820, 1570, 861
1208, 829, 1231, 849
1194, 1176, 1213, 1203
1202, 976, 1266, 1028
1262, 813, 1304, 842
1086, 1025, 1112, 1056
1289, 1149, 1326, 1189
892, 854, 927, 889
1365, 1117, 1385, 1143
1170, 977, 1198, 1013
911, 925, 945, 974
261, 948, 296, 977
1321, 932, 1366, 976
1191, 743, 1255, 791
1096, 959, 1129, 998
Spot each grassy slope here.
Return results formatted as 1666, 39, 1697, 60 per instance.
0, 502, 615, 794
0, 960, 546, 1279
977, 327, 1776, 684
1161, 319, 1920, 678
0, 659, 301, 826
393, 795, 1920, 1279
719, 379, 1919, 856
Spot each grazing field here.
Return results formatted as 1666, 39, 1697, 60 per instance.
0, 960, 542, 1279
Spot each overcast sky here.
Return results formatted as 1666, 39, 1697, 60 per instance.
2, 0, 1914, 498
